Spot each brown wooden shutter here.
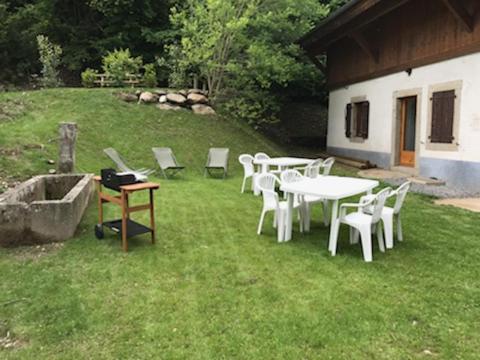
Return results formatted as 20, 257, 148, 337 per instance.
345, 103, 352, 138
360, 101, 369, 139
430, 90, 455, 143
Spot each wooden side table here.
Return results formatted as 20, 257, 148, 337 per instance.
93, 176, 160, 252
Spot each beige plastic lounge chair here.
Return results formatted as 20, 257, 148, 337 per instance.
205, 148, 229, 179
103, 147, 153, 177
152, 147, 185, 179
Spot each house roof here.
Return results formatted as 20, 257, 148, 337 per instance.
299, 0, 410, 55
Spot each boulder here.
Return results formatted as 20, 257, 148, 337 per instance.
157, 103, 182, 111
166, 93, 187, 105
117, 92, 138, 102
154, 89, 167, 96
178, 89, 188, 96
138, 91, 158, 104
187, 93, 208, 104
191, 104, 216, 115
159, 95, 167, 103
188, 88, 204, 95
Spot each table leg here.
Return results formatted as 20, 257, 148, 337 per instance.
328, 200, 339, 255
304, 201, 311, 233
121, 190, 128, 252
149, 189, 155, 244
284, 192, 294, 242
96, 182, 103, 225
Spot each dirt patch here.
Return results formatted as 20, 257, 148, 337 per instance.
0, 146, 23, 160
8, 242, 64, 262
435, 198, 480, 212
0, 322, 25, 350
0, 175, 21, 194
0, 98, 30, 123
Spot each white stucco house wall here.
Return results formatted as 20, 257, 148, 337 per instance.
299, 0, 480, 191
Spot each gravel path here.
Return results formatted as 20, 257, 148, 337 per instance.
384, 177, 480, 199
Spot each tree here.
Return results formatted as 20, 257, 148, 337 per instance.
168, 0, 257, 98
37, 34, 63, 88
168, 0, 330, 124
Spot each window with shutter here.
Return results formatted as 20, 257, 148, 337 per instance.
354, 101, 369, 139
345, 103, 352, 138
430, 90, 455, 144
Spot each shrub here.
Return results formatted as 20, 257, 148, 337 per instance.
102, 49, 143, 87
81, 68, 98, 88
36, 35, 63, 88
142, 63, 157, 88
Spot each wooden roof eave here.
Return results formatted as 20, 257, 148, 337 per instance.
300, 0, 411, 56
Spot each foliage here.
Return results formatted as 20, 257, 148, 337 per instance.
168, 0, 330, 125
81, 68, 98, 88
0, 0, 178, 85
102, 48, 143, 87
169, 0, 257, 99
36, 35, 63, 88
1, 88, 480, 358
142, 63, 157, 88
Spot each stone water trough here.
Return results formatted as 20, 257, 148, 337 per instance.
0, 174, 94, 246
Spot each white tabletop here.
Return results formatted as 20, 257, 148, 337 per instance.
280, 176, 379, 200
253, 157, 314, 167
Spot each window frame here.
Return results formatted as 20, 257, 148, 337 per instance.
426, 80, 462, 152
345, 96, 369, 143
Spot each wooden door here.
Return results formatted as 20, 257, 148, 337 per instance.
399, 96, 417, 167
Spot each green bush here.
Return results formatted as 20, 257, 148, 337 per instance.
36, 35, 63, 88
81, 68, 98, 88
142, 63, 157, 88
102, 49, 143, 87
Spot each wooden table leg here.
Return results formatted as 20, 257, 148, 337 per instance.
149, 189, 155, 244
96, 182, 103, 225
121, 190, 128, 252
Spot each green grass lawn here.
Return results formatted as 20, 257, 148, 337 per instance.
1, 89, 480, 359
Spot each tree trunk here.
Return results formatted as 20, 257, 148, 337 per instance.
58, 122, 77, 173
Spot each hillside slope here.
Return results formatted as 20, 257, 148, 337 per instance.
0, 88, 283, 186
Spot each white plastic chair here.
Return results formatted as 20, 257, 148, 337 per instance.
333, 187, 391, 262
254, 152, 270, 172
321, 157, 335, 176
304, 158, 324, 178
280, 169, 329, 229
238, 154, 255, 193
360, 181, 411, 249
257, 173, 303, 242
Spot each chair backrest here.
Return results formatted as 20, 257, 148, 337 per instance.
254, 152, 271, 172
103, 147, 130, 172
304, 158, 324, 178
321, 157, 335, 176
254, 152, 270, 161
371, 188, 391, 223
280, 169, 303, 184
152, 147, 178, 169
207, 148, 229, 169
238, 154, 255, 177
257, 173, 279, 209
393, 181, 411, 214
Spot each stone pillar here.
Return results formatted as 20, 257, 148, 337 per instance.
58, 122, 77, 174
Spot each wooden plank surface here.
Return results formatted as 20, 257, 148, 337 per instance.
325, 0, 479, 88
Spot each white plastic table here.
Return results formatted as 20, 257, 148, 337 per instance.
280, 176, 379, 254
252, 157, 314, 195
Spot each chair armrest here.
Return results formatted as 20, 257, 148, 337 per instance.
359, 194, 375, 204
340, 199, 374, 218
